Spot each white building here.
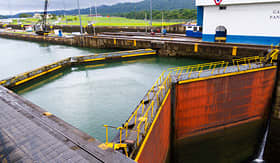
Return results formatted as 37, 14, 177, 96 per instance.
33, 13, 53, 19
196, 0, 280, 45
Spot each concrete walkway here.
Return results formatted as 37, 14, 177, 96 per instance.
0, 86, 134, 163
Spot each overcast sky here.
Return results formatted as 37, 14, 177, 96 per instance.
0, 0, 143, 15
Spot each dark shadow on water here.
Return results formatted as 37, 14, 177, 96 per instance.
264, 118, 280, 163
174, 119, 267, 163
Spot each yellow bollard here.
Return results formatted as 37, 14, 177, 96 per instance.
114, 38, 117, 45
232, 46, 238, 56
194, 43, 198, 53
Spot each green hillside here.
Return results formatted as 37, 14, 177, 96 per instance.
12, 0, 195, 18
115, 9, 196, 20
97, 0, 195, 14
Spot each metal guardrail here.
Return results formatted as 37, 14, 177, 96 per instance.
103, 51, 280, 160
72, 49, 156, 63
103, 71, 172, 157
0, 58, 71, 87
0, 49, 156, 88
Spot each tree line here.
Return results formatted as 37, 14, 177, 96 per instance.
113, 9, 197, 20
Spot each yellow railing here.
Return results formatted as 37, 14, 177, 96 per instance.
271, 43, 280, 50
123, 70, 166, 129
103, 71, 172, 155
168, 61, 226, 80
0, 58, 71, 87
232, 56, 265, 70
265, 49, 280, 64
135, 73, 171, 146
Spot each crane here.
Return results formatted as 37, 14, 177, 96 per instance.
34, 0, 49, 35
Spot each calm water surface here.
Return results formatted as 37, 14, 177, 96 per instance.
0, 37, 115, 79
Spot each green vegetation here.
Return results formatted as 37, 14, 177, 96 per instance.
41, 0, 194, 16
11, 15, 182, 27
19, 14, 32, 18
0, 15, 7, 19
83, 0, 194, 15
51, 14, 57, 20
115, 9, 196, 20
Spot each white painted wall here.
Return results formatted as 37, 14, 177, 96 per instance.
196, 0, 280, 6
203, 3, 280, 37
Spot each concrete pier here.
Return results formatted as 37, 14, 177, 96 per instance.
0, 86, 134, 163
0, 24, 187, 34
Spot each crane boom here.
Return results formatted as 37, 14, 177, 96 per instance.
42, 0, 48, 32
34, 0, 49, 35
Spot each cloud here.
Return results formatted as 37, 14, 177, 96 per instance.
0, 0, 143, 15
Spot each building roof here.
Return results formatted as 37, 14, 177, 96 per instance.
196, 0, 280, 6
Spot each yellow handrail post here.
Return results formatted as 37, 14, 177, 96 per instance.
186, 66, 190, 73
104, 125, 109, 144
160, 87, 164, 98
196, 64, 199, 71
125, 123, 128, 138
237, 61, 240, 71
188, 67, 193, 78
144, 117, 148, 134
169, 74, 172, 87
198, 70, 202, 77
151, 103, 154, 119
142, 101, 145, 114
211, 64, 216, 75
248, 59, 252, 69
157, 93, 159, 107
137, 126, 140, 146
223, 62, 229, 73
165, 79, 168, 90
117, 127, 123, 144
135, 110, 137, 124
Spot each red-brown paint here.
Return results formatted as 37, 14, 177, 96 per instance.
137, 93, 171, 163
175, 68, 277, 140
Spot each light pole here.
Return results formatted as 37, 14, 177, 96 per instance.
63, 0, 67, 24
77, 0, 83, 34
95, 0, 98, 19
145, 12, 147, 33
150, 0, 152, 26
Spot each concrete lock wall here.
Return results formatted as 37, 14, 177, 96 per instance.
136, 92, 171, 163
0, 32, 270, 60
175, 68, 277, 140
0, 24, 186, 34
